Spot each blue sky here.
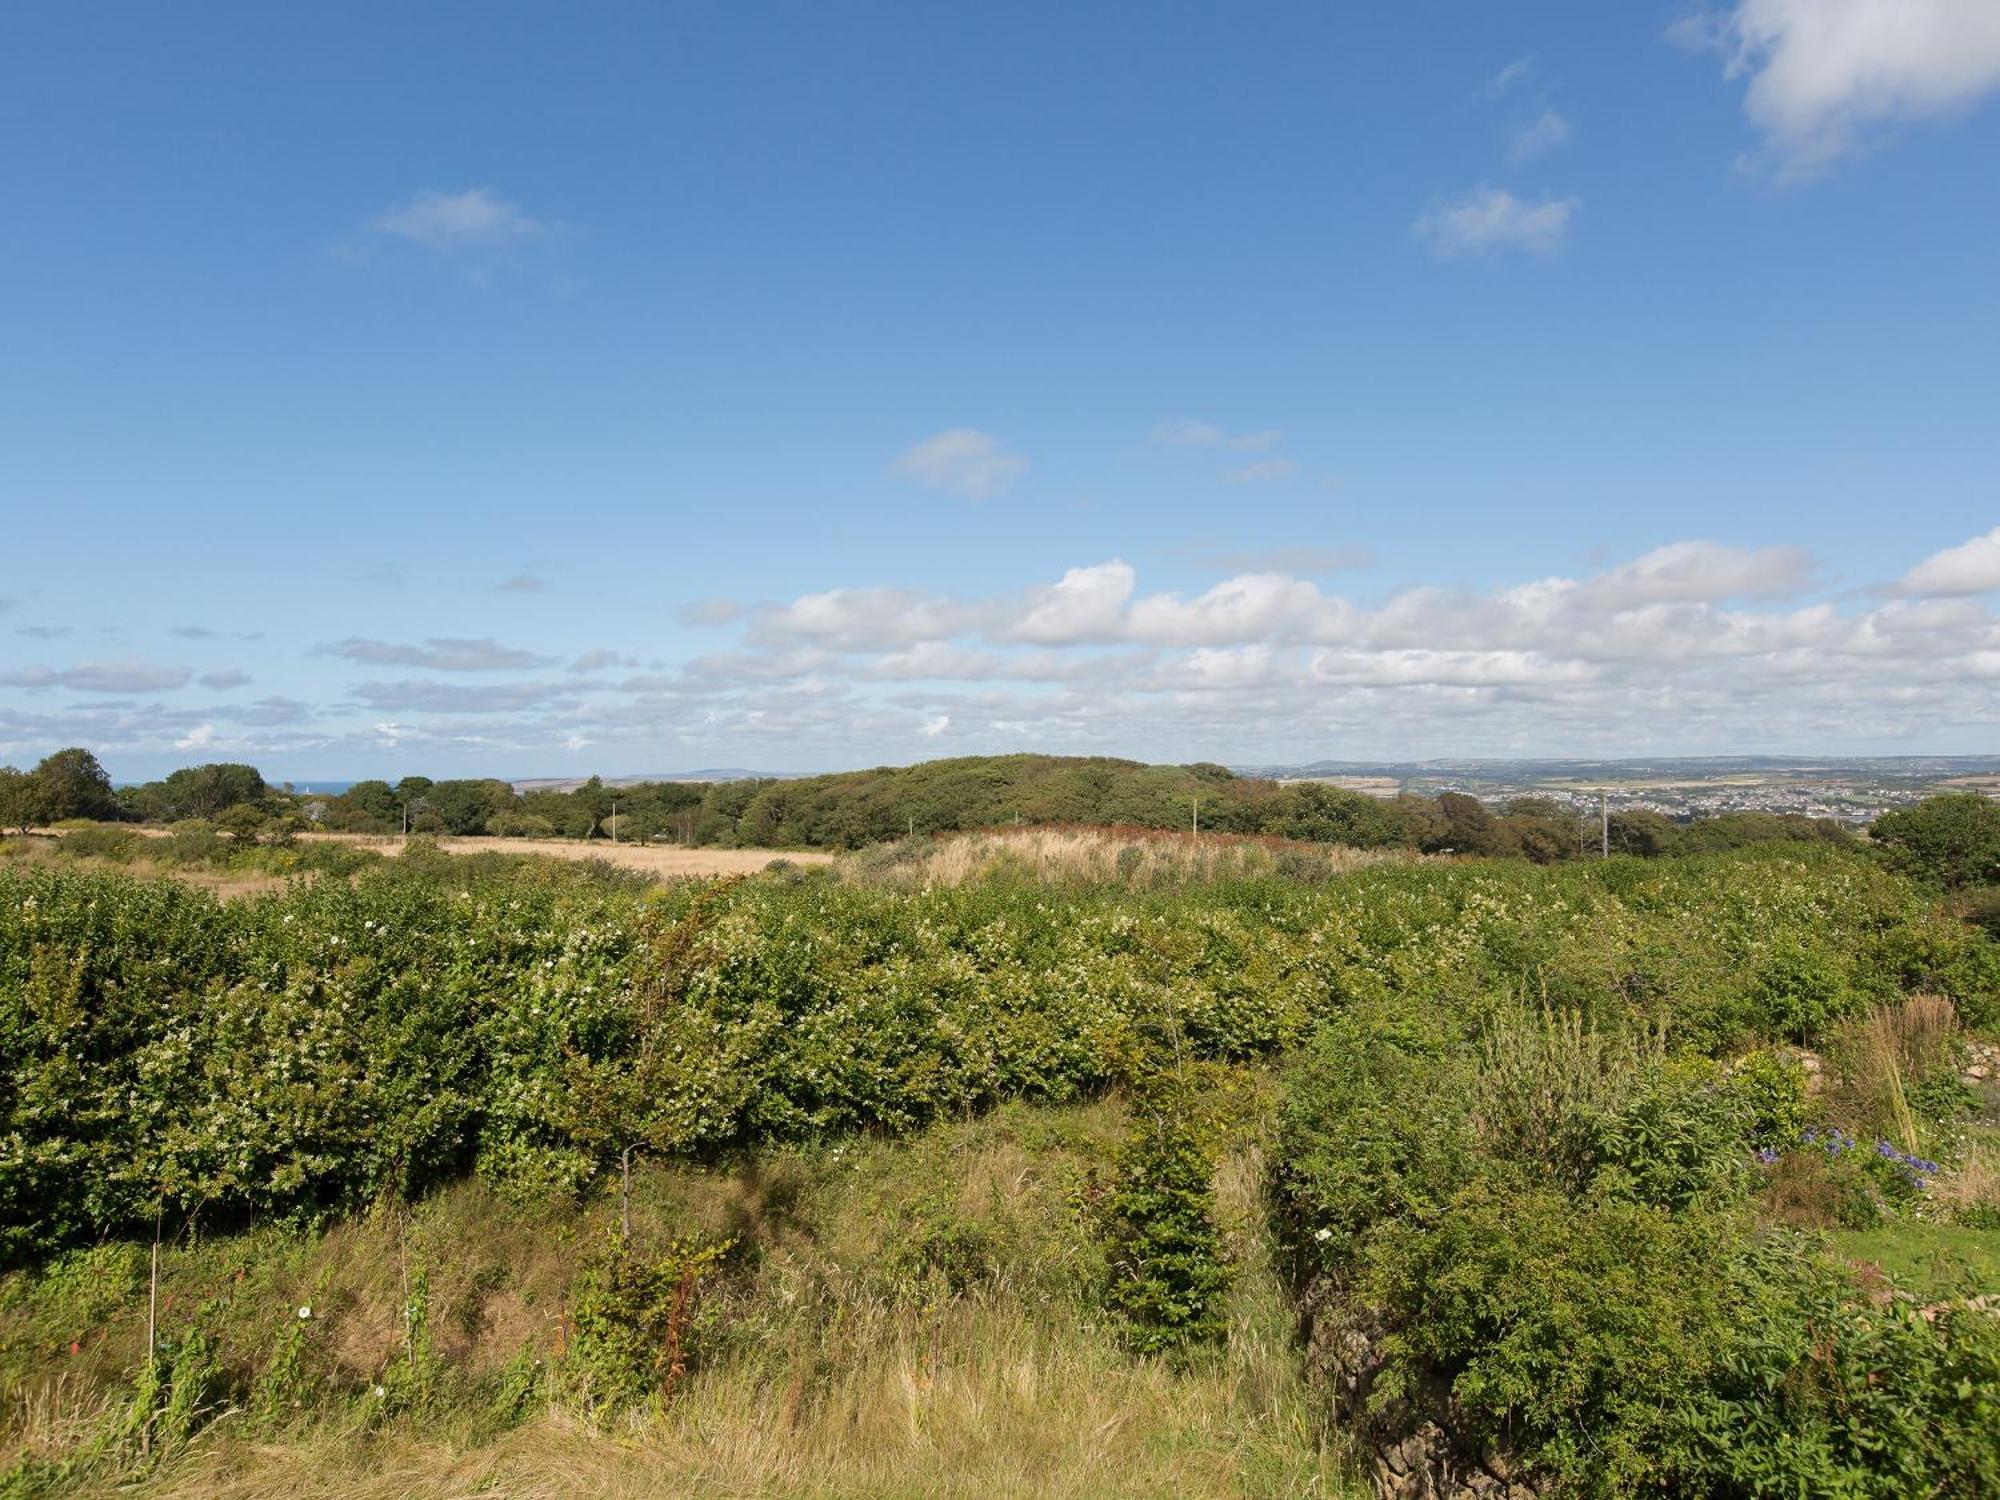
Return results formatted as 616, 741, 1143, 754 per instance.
4, 0, 1999, 779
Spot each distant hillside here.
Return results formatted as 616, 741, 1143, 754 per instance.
704, 754, 1269, 848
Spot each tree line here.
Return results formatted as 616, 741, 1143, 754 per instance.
7, 748, 1997, 880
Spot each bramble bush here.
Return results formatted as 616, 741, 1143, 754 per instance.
2, 845, 1995, 1267
1275, 1006, 2000, 1496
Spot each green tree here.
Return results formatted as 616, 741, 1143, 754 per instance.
158, 763, 267, 820
31, 747, 120, 822
1607, 809, 1679, 857
1871, 793, 2000, 890
215, 802, 266, 844
324, 779, 400, 833
0, 766, 48, 833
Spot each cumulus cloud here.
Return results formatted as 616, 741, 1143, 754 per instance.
1901, 526, 2000, 596
12, 535, 1999, 768
1576, 540, 1816, 606
1, 659, 193, 693
369, 188, 548, 251
198, 669, 253, 690
1009, 562, 1138, 645
891, 428, 1029, 500
1413, 187, 1578, 258
316, 636, 558, 671
1678, 0, 2000, 179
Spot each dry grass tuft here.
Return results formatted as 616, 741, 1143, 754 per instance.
839, 826, 1416, 890
1827, 995, 1963, 1153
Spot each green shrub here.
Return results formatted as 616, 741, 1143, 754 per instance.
1099, 1077, 1231, 1356
1277, 1013, 2000, 1495
54, 824, 141, 863
565, 1233, 732, 1411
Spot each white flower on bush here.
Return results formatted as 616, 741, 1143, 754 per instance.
297, 1304, 312, 1320
1314, 1228, 1332, 1243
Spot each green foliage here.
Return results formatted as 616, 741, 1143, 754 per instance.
25, 749, 119, 824
565, 1233, 732, 1411
1724, 1048, 1808, 1150
1100, 1076, 1231, 1355
3, 845, 1991, 1266
52, 824, 141, 862
1873, 792, 2000, 891
1276, 1008, 2000, 1496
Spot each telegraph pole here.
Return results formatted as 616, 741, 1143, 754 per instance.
1192, 795, 1200, 844
1600, 790, 1609, 858
611, 800, 619, 843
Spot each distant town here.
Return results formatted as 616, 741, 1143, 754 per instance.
1241, 755, 2000, 826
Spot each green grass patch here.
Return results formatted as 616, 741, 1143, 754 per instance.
1830, 1223, 2000, 1298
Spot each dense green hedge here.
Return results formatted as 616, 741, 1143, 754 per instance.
3, 846, 1994, 1265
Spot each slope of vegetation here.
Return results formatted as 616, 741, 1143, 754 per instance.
3, 839, 1997, 1496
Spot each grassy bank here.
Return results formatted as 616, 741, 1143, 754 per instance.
1, 1095, 1352, 1499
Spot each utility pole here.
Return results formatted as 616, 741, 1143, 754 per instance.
611, 800, 619, 844
1600, 790, 1609, 859
1192, 795, 1200, 844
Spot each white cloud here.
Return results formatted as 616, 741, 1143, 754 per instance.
175, 724, 216, 751
198, 670, 252, 691
567, 649, 634, 674
676, 598, 745, 627
1222, 458, 1302, 485
316, 636, 557, 671
891, 428, 1029, 501
1152, 420, 1283, 451
921, 714, 951, 737
369, 188, 547, 251
351, 680, 581, 713
1008, 562, 1138, 645
1413, 187, 1578, 258
1477, 56, 1537, 100
1577, 541, 1816, 606
1681, 0, 2000, 179
1901, 526, 2000, 596
0, 659, 193, 693
1509, 107, 1572, 161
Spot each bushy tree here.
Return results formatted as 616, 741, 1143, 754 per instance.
1872, 793, 2000, 890
0, 766, 48, 833
31, 747, 119, 822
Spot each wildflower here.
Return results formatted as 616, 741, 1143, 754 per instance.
1755, 1148, 1779, 1165
297, 1304, 312, 1320
1315, 1227, 1333, 1242
372, 1384, 386, 1398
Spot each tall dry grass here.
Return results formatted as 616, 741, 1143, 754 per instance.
1829, 995, 1962, 1153
839, 826, 1417, 891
